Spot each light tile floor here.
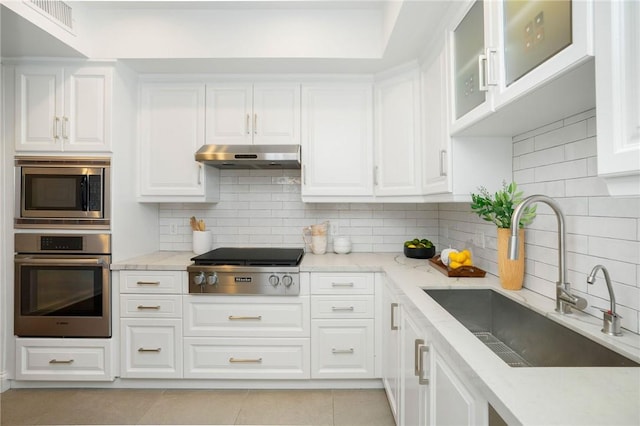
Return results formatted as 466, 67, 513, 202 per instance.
0, 388, 396, 426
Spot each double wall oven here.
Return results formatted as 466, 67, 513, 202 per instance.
13, 157, 113, 339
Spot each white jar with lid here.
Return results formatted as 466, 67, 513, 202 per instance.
333, 236, 352, 254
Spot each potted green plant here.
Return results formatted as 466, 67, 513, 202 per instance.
470, 181, 536, 289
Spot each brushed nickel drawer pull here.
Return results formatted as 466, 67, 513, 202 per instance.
331, 282, 355, 287
136, 281, 161, 285
137, 305, 161, 310
138, 347, 162, 352
229, 357, 262, 363
331, 306, 355, 311
331, 348, 354, 354
228, 315, 262, 320
49, 359, 74, 364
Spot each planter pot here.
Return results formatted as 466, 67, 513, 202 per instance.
497, 228, 525, 290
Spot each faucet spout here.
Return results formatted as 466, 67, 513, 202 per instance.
509, 194, 586, 314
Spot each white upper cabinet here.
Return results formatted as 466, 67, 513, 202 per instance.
595, 0, 640, 196
374, 66, 423, 197
450, 0, 594, 136
139, 82, 219, 203
205, 83, 300, 146
15, 64, 112, 152
301, 82, 374, 200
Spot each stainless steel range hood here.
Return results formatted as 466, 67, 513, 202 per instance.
195, 145, 301, 169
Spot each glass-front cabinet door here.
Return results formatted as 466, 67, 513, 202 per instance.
453, 0, 487, 120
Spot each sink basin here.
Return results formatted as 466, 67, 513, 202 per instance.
424, 289, 639, 368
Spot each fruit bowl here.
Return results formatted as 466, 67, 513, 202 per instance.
404, 245, 436, 259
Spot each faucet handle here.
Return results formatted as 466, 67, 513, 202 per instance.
601, 309, 623, 336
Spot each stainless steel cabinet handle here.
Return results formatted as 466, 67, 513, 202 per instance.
485, 48, 498, 86
414, 339, 423, 375
418, 345, 430, 385
229, 357, 262, 363
228, 315, 262, 320
331, 348, 354, 354
391, 303, 399, 331
197, 163, 203, 185
16, 258, 103, 265
440, 150, 447, 177
49, 359, 74, 364
138, 347, 162, 352
478, 54, 488, 92
254, 113, 258, 135
374, 166, 379, 186
136, 281, 160, 285
331, 306, 355, 311
62, 116, 69, 139
246, 114, 250, 134
137, 305, 161, 310
54, 116, 60, 140
331, 282, 354, 287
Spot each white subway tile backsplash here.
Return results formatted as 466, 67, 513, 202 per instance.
565, 177, 610, 197
519, 146, 565, 169
588, 197, 640, 218
564, 137, 597, 161
534, 120, 587, 150
563, 109, 596, 126
534, 159, 588, 182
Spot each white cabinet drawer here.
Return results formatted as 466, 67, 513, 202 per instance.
184, 295, 309, 337
311, 319, 375, 379
311, 295, 375, 319
120, 319, 182, 378
15, 338, 113, 381
120, 294, 182, 318
119, 270, 183, 294
183, 337, 310, 379
310, 273, 374, 295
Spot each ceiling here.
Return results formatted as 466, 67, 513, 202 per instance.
2, 0, 454, 73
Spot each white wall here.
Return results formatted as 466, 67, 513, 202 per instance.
439, 109, 640, 334
158, 169, 439, 254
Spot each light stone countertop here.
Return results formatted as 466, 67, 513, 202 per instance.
112, 250, 640, 425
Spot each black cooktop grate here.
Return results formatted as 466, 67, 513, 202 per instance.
191, 247, 305, 267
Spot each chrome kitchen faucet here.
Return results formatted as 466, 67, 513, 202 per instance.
509, 194, 588, 314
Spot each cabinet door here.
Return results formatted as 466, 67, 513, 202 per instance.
422, 46, 452, 195
401, 307, 429, 426
374, 68, 422, 196
252, 84, 301, 145
431, 347, 486, 426
451, 0, 489, 121
595, 0, 640, 195
301, 83, 374, 198
15, 65, 63, 151
120, 318, 182, 378
311, 319, 374, 379
139, 83, 210, 199
205, 84, 253, 145
63, 67, 112, 152
381, 285, 401, 423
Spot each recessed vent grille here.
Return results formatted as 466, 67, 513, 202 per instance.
28, 0, 73, 30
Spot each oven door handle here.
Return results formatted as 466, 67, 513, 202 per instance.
15, 258, 105, 266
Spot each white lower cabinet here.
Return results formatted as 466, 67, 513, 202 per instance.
432, 347, 486, 425
311, 319, 374, 379
382, 279, 487, 426
120, 319, 182, 378
15, 338, 113, 381
400, 306, 430, 426
182, 294, 311, 379
183, 337, 309, 379
118, 270, 184, 379
310, 273, 377, 379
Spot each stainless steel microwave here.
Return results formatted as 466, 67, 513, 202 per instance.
15, 157, 111, 229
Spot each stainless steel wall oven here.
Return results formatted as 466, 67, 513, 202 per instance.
14, 233, 112, 338
15, 156, 111, 229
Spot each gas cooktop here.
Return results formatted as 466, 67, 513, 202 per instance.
191, 247, 305, 267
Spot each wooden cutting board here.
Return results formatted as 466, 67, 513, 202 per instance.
428, 255, 487, 278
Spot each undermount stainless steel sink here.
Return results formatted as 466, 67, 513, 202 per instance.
424, 289, 639, 368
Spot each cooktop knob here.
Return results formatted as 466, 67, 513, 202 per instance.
268, 275, 280, 287
206, 272, 218, 286
193, 272, 205, 286
282, 275, 293, 287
